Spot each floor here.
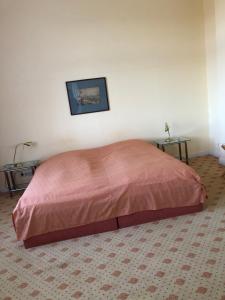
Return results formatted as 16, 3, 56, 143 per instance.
0, 156, 225, 300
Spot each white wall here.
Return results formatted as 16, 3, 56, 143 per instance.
0, 0, 209, 188
204, 0, 225, 158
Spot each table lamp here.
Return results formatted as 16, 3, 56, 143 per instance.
13, 141, 34, 165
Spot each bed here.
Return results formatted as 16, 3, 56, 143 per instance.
12, 139, 206, 248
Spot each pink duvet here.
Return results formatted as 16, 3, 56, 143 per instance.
13, 139, 206, 241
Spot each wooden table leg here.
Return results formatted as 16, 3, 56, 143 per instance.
162, 145, 165, 152
157, 143, 160, 149
178, 143, 182, 161
184, 141, 189, 164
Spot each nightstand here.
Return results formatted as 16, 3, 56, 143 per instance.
154, 137, 191, 165
0, 160, 40, 197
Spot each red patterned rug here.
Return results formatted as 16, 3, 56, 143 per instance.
0, 156, 225, 300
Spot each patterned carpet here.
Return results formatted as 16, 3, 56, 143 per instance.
0, 156, 225, 300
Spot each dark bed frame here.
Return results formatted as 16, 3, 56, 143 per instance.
24, 203, 203, 248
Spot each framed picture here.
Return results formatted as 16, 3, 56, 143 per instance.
66, 77, 110, 115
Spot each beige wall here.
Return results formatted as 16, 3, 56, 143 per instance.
0, 0, 209, 187
204, 0, 217, 154
204, 0, 225, 158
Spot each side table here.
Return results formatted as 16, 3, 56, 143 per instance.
154, 137, 191, 165
0, 160, 40, 197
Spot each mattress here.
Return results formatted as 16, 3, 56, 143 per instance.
12, 139, 206, 241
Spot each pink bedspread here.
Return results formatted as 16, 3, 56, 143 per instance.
13, 139, 206, 241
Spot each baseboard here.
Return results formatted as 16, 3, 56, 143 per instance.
0, 191, 8, 198
189, 151, 211, 158
174, 151, 210, 160
209, 149, 219, 158
0, 187, 8, 193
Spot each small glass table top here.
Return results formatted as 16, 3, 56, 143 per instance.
0, 160, 40, 172
154, 137, 191, 145
0, 160, 40, 197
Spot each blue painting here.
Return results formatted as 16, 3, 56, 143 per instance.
66, 77, 110, 115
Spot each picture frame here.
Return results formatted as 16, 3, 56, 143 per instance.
66, 77, 110, 115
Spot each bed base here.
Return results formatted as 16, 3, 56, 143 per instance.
24, 203, 203, 248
